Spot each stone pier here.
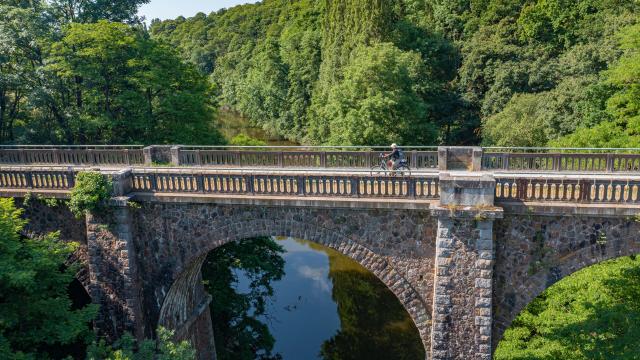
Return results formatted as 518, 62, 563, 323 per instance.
430, 174, 502, 360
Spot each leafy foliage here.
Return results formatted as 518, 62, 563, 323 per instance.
318, 42, 436, 145
482, 93, 548, 146
46, 21, 223, 144
69, 171, 112, 218
150, 0, 459, 145
495, 256, 640, 359
0, 198, 98, 359
0, 1, 224, 145
230, 134, 267, 146
202, 237, 285, 360
86, 327, 196, 360
552, 23, 640, 147
5, 0, 638, 147
148, 0, 640, 147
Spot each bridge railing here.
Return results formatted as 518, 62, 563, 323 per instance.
495, 175, 640, 204
130, 170, 440, 199
0, 145, 639, 173
483, 152, 640, 172
0, 166, 440, 199
3, 166, 640, 204
177, 149, 439, 169
0, 168, 76, 190
0, 146, 144, 166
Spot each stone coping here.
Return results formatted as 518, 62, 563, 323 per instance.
498, 201, 640, 217
2, 188, 640, 215
439, 173, 496, 188
129, 192, 436, 210
0, 165, 439, 176
0, 189, 70, 199
430, 205, 504, 219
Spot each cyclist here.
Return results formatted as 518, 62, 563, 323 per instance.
384, 143, 403, 170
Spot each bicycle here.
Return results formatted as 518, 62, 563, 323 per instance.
370, 153, 411, 176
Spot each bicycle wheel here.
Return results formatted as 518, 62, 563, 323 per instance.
370, 165, 385, 176
396, 164, 411, 177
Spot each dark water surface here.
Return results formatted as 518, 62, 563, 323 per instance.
202, 237, 425, 360
217, 111, 299, 146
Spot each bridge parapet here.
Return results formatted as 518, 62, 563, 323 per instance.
1, 145, 640, 173
2, 166, 640, 206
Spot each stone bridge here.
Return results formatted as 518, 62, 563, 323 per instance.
1, 145, 640, 360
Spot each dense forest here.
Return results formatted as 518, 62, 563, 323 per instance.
149, 0, 639, 146
0, 0, 223, 145
495, 256, 640, 359
2, 0, 638, 146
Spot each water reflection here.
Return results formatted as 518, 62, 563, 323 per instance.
202, 237, 424, 360
216, 111, 299, 146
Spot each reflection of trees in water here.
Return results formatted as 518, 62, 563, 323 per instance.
202, 237, 285, 360
317, 245, 425, 360
203, 237, 424, 360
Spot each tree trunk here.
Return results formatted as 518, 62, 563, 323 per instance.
75, 76, 83, 108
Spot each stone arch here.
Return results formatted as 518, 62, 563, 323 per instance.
158, 218, 432, 352
67, 246, 92, 296
493, 225, 640, 347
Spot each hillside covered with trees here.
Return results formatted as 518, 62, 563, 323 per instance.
150, 0, 639, 147
2, 0, 638, 147
0, 0, 223, 145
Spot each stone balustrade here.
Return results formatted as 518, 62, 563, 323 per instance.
495, 175, 640, 204
483, 152, 640, 172
130, 170, 440, 199
0, 146, 144, 165
0, 145, 639, 173
2, 165, 640, 205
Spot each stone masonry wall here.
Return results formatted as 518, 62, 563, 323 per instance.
86, 204, 144, 342
130, 202, 438, 353
431, 217, 494, 360
493, 213, 640, 346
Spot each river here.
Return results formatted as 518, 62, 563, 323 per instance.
201, 237, 425, 360
217, 111, 299, 146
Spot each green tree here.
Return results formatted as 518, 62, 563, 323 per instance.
230, 134, 267, 146
47, 21, 223, 144
495, 256, 640, 359
87, 327, 195, 360
48, 0, 150, 24
482, 93, 548, 147
319, 43, 436, 145
69, 171, 112, 218
0, 198, 98, 359
202, 237, 285, 360
0, 3, 51, 142
551, 23, 640, 148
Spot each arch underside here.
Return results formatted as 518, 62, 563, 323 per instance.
493, 229, 640, 347
157, 218, 432, 353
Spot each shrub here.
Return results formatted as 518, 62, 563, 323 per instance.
86, 327, 196, 360
69, 171, 112, 218
229, 133, 267, 146
0, 198, 98, 358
